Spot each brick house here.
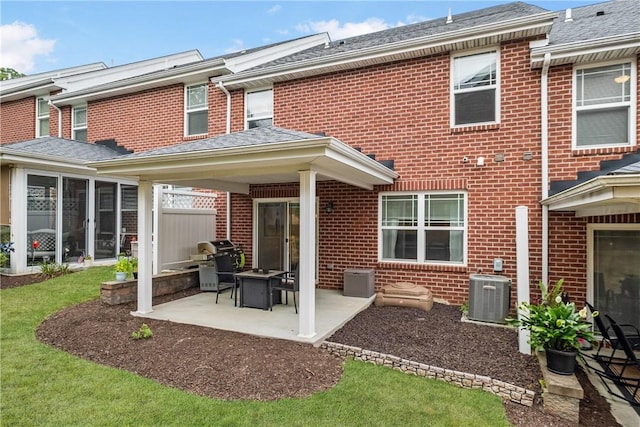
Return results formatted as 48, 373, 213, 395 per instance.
1, 1, 638, 338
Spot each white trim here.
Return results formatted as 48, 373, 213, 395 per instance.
215, 12, 555, 90
184, 82, 208, 137
450, 47, 500, 128
572, 58, 637, 150
378, 190, 468, 266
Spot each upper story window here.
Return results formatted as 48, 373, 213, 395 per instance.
246, 88, 273, 129
380, 192, 466, 264
451, 50, 499, 126
574, 61, 636, 148
73, 106, 87, 142
185, 83, 208, 136
36, 97, 49, 137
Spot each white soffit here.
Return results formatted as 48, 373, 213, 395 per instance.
90, 138, 397, 193
542, 175, 640, 217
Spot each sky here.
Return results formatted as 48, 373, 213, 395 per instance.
1, 0, 603, 75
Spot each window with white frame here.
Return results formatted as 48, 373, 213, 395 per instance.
575, 62, 635, 148
73, 106, 87, 142
452, 50, 499, 126
381, 192, 466, 263
36, 97, 50, 137
185, 83, 208, 136
246, 88, 273, 129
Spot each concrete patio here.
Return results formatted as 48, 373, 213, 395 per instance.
132, 288, 374, 346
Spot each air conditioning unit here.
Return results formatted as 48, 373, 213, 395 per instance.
468, 274, 511, 324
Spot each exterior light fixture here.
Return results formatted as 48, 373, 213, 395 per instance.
325, 201, 334, 214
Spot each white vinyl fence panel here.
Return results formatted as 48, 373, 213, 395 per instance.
156, 189, 217, 271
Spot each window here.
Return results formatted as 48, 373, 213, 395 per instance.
73, 106, 87, 142
575, 62, 635, 148
246, 88, 273, 129
185, 83, 208, 136
381, 192, 466, 264
36, 97, 49, 137
452, 50, 499, 126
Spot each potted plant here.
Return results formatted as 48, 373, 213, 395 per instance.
84, 254, 93, 267
130, 257, 138, 279
114, 257, 132, 281
507, 279, 598, 375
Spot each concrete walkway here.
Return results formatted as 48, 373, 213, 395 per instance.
133, 288, 374, 346
580, 353, 639, 427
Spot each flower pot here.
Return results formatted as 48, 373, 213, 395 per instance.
84, 259, 93, 268
115, 271, 127, 281
545, 348, 577, 375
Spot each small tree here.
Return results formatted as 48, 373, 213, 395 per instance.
0, 67, 26, 80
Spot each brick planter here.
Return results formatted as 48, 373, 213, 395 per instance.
100, 269, 199, 305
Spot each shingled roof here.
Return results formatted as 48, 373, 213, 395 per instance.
119, 126, 327, 158
249, 2, 549, 70
548, 0, 639, 46
1, 137, 124, 163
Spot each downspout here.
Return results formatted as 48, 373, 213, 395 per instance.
48, 100, 62, 137
541, 53, 551, 286
216, 81, 232, 240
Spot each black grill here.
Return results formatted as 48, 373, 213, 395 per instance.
197, 240, 245, 271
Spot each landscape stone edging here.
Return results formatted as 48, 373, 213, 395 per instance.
321, 341, 535, 407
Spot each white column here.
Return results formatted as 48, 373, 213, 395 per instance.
134, 180, 153, 314
516, 206, 531, 355
10, 167, 27, 273
298, 170, 316, 339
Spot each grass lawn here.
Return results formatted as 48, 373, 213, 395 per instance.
1, 267, 511, 426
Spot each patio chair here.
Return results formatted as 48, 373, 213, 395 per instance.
585, 302, 640, 364
270, 269, 299, 313
199, 255, 237, 304
589, 315, 640, 407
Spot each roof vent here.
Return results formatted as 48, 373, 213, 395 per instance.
564, 8, 573, 22
596, 10, 605, 16
446, 8, 453, 24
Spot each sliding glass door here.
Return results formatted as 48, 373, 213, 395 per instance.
255, 200, 303, 273
590, 225, 640, 328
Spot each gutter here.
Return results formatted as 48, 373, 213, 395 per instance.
215, 81, 233, 240
541, 52, 551, 286
49, 100, 63, 138
214, 12, 557, 88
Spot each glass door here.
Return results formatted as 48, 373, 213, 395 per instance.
255, 201, 308, 273
591, 227, 640, 327
26, 174, 58, 266
62, 178, 88, 262
95, 181, 117, 260
256, 202, 286, 270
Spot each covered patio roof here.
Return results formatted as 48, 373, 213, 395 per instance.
89, 126, 398, 192
542, 161, 640, 217
89, 126, 396, 341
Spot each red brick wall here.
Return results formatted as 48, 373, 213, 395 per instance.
544, 54, 640, 303
223, 39, 547, 305
1, 97, 35, 143
547, 54, 640, 184
86, 82, 228, 152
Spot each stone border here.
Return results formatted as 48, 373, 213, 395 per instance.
322, 341, 535, 407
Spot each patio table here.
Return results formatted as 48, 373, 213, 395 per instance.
235, 270, 284, 310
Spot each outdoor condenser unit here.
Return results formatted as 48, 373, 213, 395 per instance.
468, 274, 511, 324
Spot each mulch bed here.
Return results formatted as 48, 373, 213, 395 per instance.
4, 273, 622, 426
